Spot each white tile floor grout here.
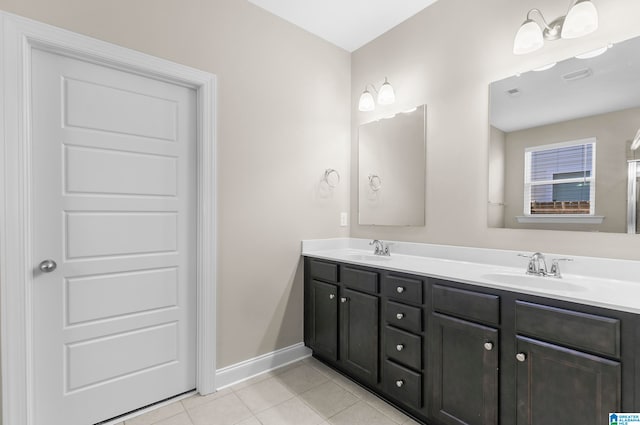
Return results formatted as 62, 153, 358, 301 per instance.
115, 357, 422, 425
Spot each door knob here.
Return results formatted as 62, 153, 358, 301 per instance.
39, 259, 57, 273
395, 380, 404, 388
396, 286, 405, 294
340, 297, 348, 303
329, 294, 335, 299
516, 353, 527, 362
396, 313, 404, 320
484, 342, 494, 351
396, 344, 404, 351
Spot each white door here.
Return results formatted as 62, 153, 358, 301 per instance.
31, 47, 197, 425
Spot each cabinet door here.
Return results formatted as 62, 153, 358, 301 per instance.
310, 280, 339, 361
340, 288, 379, 384
430, 313, 498, 425
516, 336, 621, 425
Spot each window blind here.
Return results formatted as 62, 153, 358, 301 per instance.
525, 141, 595, 215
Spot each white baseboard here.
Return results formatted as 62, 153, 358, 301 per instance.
215, 343, 312, 390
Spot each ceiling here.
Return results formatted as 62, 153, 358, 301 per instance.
247, 0, 440, 52
490, 36, 640, 133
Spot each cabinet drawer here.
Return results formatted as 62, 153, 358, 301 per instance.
433, 284, 500, 326
309, 259, 338, 283
383, 360, 422, 410
516, 301, 620, 358
342, 266, 379, 294
385, 300, 422, 334
383, 274, 423, 304
385, 326, 421, 370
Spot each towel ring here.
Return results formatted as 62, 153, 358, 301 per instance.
368, 174, 382, 191
323, 169, 340, 188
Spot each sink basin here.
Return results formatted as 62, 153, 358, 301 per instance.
344, 254, 392, 262
482, 272, 586, 292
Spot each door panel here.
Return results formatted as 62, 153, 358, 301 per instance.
341, 288, 379, 384
516, 336, 621, 425
32, 48, 197, 425
430, 313, 499, 425
310, 280, 339, 361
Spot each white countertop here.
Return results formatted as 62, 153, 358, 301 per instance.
302, 238, 640, 314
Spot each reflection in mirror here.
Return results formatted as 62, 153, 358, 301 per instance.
358, 105, 426, 226
488, 35, 640, 233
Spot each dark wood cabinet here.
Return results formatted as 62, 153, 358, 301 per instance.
340, 288, 379, 384
515, 336, 621, 425
303, 256, 637, 425
308, 279, 339, 361
430, 313, 499, 425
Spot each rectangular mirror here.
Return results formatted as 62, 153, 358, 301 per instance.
358, 105, 426, 226
488, 35, 640, 233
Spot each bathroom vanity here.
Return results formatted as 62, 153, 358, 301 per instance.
302, 239, 640, 425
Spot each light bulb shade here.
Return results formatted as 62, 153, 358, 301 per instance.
377, 79, 395, 105
358, 90, 375, 112
561, 0, 598, 39
513, 19, 544, 55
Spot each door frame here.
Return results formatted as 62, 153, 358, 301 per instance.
0, 12, 217, 425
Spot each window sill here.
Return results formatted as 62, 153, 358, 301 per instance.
515, 215, 604, 224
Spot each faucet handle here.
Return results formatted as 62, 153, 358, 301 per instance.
549, 258, 573, 278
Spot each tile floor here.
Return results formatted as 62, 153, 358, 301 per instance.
114, 357, 422, 425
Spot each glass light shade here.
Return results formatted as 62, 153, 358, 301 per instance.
358, 89, 375, 112
561, 0, 598, 39
575, 45, 608, 59
377, 79, 395, 105
513, 19, 544, 55
532, 62, 557, 72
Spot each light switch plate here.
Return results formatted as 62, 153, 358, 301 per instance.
340, 212, 348, 227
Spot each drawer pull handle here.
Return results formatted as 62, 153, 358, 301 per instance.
340, 297, 348, 303
396, 286, 405, 294
516, 353, 527, 362
329, 294, 335, 300
396, 344, 404, 351
484, 342, 494, 351
396, 313, 404, 320
395, 380, 404, 388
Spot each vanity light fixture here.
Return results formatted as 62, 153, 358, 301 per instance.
358, 77, 396, 111
532, 62, 557, 72
513, 0, 598, 55
575, 43, 612, 59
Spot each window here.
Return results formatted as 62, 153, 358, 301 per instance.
524, 139, 595, 216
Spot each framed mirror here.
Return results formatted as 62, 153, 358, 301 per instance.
488, 35, 640, 233
358, 105, 426, 226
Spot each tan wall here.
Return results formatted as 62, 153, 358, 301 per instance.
0, 0, 351, 369
351, 0, 640, 260
502, 107, 640, 232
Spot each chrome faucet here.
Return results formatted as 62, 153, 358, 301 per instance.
519, 252, 573, 278
370, 239, 390, 256
520, 252, 548, 276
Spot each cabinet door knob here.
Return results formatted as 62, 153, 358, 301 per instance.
340, 297, 348, 303
396, 313, 404, 320
484, 342, 494, 351
329, 294, 335, 300
395, 380, 404, 388
516, 353, 527, 362
396, 286, 405, 294
396, 344, 404, 351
